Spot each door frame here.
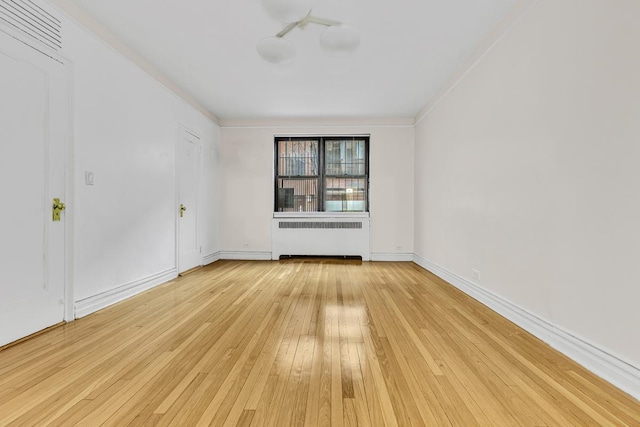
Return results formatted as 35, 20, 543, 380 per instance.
0, 25, 75, 323
63, 58, 75, 322
175, 124, 203, 273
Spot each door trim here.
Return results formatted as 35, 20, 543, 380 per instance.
64, 59, 75, 321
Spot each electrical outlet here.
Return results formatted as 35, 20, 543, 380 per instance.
396, 245, 402, 251
242, 243, 249, 249
472, 269, 481, 281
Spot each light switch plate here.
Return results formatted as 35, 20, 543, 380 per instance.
85, 171, 94, 185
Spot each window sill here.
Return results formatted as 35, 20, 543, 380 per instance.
273, 212, 370, 219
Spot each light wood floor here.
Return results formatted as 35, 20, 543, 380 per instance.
0, 260, 638, 426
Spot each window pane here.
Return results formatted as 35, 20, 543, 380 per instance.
325, 177, 366, 212
325, 139, 365, 176
275, 136, 369, 213
277, 178, 318, 212
277, 140, 318, 176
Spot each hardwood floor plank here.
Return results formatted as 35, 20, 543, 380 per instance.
237, 409, 255, 427
359, 323, 400, 427
355, 342, 386, 427
0, 260, 637, 426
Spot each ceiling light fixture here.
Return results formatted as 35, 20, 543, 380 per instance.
257, 36, 297, 64
257, 3, 360, 64
261, 0, 312, 24
319, 24, 361, 56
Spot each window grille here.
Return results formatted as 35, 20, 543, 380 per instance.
275, 136, 369, 213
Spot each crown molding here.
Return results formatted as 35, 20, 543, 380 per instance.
218, 117, 415, 129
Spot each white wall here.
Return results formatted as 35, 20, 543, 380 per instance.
220, 123, 414, 259
414, 0, 640, 395
52, 8, 220, 312
202, 126, 221, 262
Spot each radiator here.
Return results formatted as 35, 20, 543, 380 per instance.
271, 218, 370, 260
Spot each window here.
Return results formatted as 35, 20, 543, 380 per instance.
275, 136, 369, 213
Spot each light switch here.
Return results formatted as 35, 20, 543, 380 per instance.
85, 171, 94, 185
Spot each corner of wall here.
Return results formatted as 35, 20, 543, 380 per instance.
414, 0, 540, 126
48, 0, 219, 125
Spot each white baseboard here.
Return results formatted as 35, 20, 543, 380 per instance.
74, 268, 177, 318
202, 251, 221, 265
412, 254, 640, 402
371, 252, 414, 262
221, 251, 272, 261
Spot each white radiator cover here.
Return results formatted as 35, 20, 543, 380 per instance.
272, 217, 370, 260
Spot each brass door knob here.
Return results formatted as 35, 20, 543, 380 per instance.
52, 198, 66, 221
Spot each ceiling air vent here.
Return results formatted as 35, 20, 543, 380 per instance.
0, 0, 61, 51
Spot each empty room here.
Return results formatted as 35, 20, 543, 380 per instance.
1, 0, 639, 425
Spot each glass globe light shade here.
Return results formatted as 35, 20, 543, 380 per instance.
319, 24, 361, 56
261, 0, 312, 23
257, 36, 296, 64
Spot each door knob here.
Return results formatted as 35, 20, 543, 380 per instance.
52, 198, 66, 221
180, 204, 187, 218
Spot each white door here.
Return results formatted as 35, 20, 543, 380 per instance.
177, 129, 202, 273
0, 31, 68, 346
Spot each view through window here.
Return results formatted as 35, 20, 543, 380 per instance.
275, 136, 369, 213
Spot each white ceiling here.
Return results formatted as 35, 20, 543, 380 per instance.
67, 0, 519, 121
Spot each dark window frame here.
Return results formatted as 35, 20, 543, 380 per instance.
274, 136, 370, 213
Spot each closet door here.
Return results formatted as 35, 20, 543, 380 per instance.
0, 30, 69, 346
